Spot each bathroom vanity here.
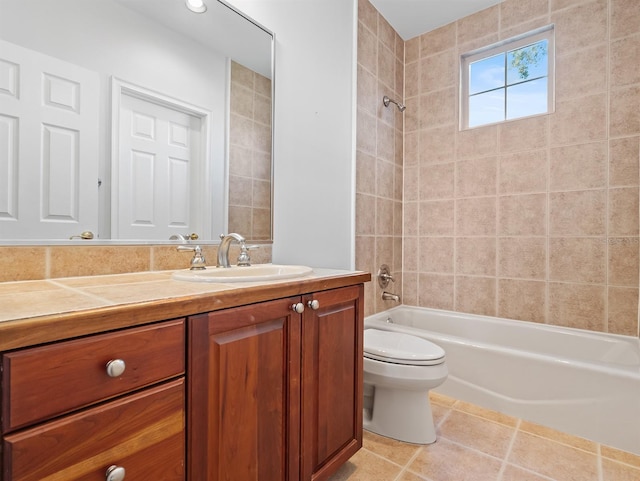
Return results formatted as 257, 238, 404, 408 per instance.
0, 268, 369, 481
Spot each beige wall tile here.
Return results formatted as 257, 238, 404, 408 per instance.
377, 119, 395, 162
499, 150, 548, 194
377, 158, 395, 198
550, 94, 607, 146
456, 124, 498, 159
404, 60, 419, 98
608, 238, 640, 286
420, 49, 456, 93
499, 194, 547, 236
0, 247, 47, 282
609, 137, 640, 187
419, 125, 456, 163
419, 22, 456, 57
420, 87, 456, 128
419, 237, 454, 273
405, 37, 419, 63
609, 187, 639, 236
418, 273, 454, 310
49, 246, 151, 279
499, 116, 548, 153
611, 35, 640, 87
610, 85, 640, 137
419, 162, 455, 199
356, 194, 376, 235
549, 237, 606, 283
498, 279, 547, 323
548, 282, 606, 330
550, 142, 607, 191
357, 152, 377, 195
457, 5, 500, 45
500, 0, 549, 30
419, 200, 455, 235
404, 202, 419, 236
457, 157, 497, 197
456, 197, 497, 236
551, 0, 608, 56
556, 45, 607, 100
357, 0, 377, 35
376, 198, 394, 236
377, 42, 396, 91
357, 64, 378, 116
455, 275, 497, 316
498, 237, 547, 279
611, 0, 640, 39
357, 110, 377, 156
549, 190, 606, 236
608, 287, 640, 336
456, 237, 496, 276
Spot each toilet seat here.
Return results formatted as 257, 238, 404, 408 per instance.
364, 329, 445, 366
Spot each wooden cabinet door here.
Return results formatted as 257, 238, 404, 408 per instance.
188, 297, 301, 481
300, 285, 364, 481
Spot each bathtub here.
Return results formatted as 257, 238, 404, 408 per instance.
365, 306, 640, 455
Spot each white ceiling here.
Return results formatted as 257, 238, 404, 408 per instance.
369, 0, 504, 40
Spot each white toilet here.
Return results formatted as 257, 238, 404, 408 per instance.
363, 328, 448, 444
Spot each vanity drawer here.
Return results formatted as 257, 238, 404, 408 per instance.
2, 319, 185, 432
3, 378, 185, 481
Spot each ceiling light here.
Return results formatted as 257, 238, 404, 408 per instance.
186, 0, 207, 13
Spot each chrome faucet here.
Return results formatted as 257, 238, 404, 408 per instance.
176, 245, 207, 270
217, 233, 246, 268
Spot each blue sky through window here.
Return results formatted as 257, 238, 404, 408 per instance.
467, 39, 549, 128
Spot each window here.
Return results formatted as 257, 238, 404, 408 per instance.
460, 26, 555, 129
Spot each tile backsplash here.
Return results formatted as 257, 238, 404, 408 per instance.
0, 244, 272, 282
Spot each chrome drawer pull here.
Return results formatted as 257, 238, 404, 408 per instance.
106, 465, 126, 481
307, 299, 320, 310
105, 359, 126, 378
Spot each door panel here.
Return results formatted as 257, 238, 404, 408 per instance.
0, 39, 99, 239
116, 93, 202, 240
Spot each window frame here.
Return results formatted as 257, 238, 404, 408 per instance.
460, 25, 555, 130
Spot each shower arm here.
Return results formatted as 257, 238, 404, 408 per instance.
382, 95, 406, 112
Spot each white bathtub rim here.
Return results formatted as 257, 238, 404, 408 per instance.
365, 305, 640, 372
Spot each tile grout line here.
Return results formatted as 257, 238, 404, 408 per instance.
392, 446, 426, 481
597, 443, 604, 481
496, 418, 520, 481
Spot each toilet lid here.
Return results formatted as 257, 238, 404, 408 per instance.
364, 329, 445, 366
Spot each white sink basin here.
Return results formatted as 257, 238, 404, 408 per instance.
172, 264, 314, 283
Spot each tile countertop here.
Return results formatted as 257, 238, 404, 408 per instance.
0, 268, 371, 351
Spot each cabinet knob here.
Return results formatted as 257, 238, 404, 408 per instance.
106, 359, 126, 378
291, 302, 305, 313
307, 299, 320, 310
106, 465, 126, 481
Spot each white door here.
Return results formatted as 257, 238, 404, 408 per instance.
0, 40, 99, 240
114, 92, 204, 240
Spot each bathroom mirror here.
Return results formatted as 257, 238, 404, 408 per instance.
0, 0, 273, 243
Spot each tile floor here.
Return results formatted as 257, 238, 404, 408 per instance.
328, 393, 640, 481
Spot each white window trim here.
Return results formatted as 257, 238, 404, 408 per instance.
460, 24, 555, 130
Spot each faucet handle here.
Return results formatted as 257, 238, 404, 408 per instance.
236, 242, 251, 267
177, 245, 207, 270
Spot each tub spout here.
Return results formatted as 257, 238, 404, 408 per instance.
382, 291, 401, 302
